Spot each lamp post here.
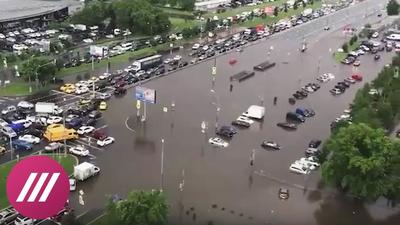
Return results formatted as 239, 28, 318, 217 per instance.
210, 89, 220, 129
160, 138, 165, 191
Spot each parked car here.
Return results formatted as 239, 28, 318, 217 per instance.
289, 163, 310, 174
77, 126, 95, 135
12, 140, 33, 151
295, 107, 315, 117
88, 111, 102, 119
0, 208, 18, 224
278, 188, 289, 200
44, 142, 63, 152
18, 134, 40, 144
216, 125, 237, 138
231, 120, 251, 128
1, 105, 17, 115
69, 178, 77, 192
69, 145, 90, 156
286, 112, 305, 123
261, 141, 281, 150
97, 136, 115, 146
17, 101, 34, 109
276, 122, 297, 130
208, 137, 229, 147
114, 87, 127, 95
351, 74, 363, 81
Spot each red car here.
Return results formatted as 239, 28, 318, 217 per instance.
351, 74, 363, 81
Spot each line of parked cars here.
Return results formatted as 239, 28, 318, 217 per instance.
289, 139, 322, 174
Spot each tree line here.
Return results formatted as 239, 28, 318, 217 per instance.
321, 55, 400, 204
71, 0, 171, 35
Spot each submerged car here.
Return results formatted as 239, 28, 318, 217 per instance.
208, 137, 229, 147
261, 141, 281, 150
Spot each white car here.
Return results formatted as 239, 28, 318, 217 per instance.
18, 135, 40, 144
368, 88, 378, 95
69, 145, 90, 156
47, 116, 63, 124
208, 137, 229, 147
44, 142, 63, 152
298, 158, 320, 168
344, 77, 356, 84
69, 178, 76, 192
192, 43, 200, 50
0, 118, 8, 126
14, 215, 36, 225
372, 32, 379, 38
97, 92, 112, 100
317, 73, 335, 82
97, 136, 115, 146
75, 86, 89, 94
17, 101, 34, 109
163, 58, 172, 64
99, 73, 111, 80
77, 126, 95, 135
289, 163, 310, 174
1, 105, 17, 115
173, 55, 182, 61
83, 38, 93, 43
53, 106, 64, 115
236, 116, 254, 124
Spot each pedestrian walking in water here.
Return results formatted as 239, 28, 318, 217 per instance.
273, 96, 277, 105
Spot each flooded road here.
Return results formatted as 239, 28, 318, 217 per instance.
66, 1, 400, 224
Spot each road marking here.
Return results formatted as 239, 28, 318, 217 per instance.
124, 117, 136, 133
74, 140, 104, 151
94, 125, 108, 131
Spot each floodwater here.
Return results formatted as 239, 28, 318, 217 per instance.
61, 0, 400, 224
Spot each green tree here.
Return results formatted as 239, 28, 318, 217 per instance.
294, 2, 298, 10
20, 57, 57, 85
342, 43, 348, 53
284, 3, 288, 12
387, 0, 400, 15
309, 0, 314, 5
116, 190, 168, 225
302, 0, 306, 8
70, 0, 110, 25
321, 123, 400, 201
180, 0, 195, 11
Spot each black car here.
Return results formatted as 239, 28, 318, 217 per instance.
286, 112, 305, 123
23, 128, 43, 138
309, 139, 322, 148
231, 120, 251, 128
298, 90, 308, 97
89, 110, 102, 119
293, 93, 304, 100
337, 81, 350, 88
114, 87, 127, 95
168, 66, 177, 71
216, 125, 237, 138
374, 54, 381, 60
82, 117, 96, 126
334, 84, 346, 92
178, 61, 188, 68
276, 122, 297, 130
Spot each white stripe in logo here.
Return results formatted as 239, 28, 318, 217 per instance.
16, 173, 60, 203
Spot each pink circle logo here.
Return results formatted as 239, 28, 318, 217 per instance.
6, 156, 70, 219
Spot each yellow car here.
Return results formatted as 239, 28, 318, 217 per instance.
60, 83, 75, 92
99, 101, 107, 110
79, 98, 92, 105
64, 87, 76, 94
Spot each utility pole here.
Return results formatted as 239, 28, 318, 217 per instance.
160, 138, 165, 191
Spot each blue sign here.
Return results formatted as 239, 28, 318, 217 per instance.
135, 86, 156, 104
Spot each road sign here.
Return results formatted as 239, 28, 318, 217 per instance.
212, 66, 217, 75
136, 100, 141, 109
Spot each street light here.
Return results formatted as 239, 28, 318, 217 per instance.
160, 138, 165, 191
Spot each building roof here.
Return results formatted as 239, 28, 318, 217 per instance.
0, 0, 76, 23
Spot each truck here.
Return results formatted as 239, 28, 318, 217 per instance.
35, 102, 56, 114
43, 124, 78, 142
242, 105, 265, 119
130, 55, 163, 73
302, 8, 313, 17
74, 162, 100, 181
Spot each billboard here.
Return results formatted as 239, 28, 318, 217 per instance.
135, 86, 156, 104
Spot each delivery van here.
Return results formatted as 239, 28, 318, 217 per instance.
44, 124, 78, 142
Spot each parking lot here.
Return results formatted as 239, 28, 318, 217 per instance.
1, 0, 399, 224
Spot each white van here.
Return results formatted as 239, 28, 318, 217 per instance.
387, 34, 400, 41
120, 42, 133, 52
